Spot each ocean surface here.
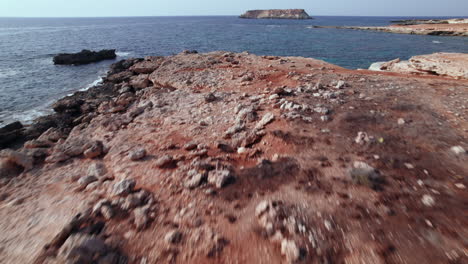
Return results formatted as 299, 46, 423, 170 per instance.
1, 16, 467, 125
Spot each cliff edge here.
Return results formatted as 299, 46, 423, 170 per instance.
240, 9, 311, 19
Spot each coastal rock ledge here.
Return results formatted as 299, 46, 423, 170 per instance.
53, 49, 117, 65
240, 9, 311, 19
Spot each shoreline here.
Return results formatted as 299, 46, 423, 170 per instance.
1, 50, 468, 150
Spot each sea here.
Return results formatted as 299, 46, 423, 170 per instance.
1, 16, 467, 125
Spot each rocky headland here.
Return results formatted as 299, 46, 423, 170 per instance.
312, 18, 468, 37
0, 51, 467, 263
53, 49, 117, 65
390, 18, 468, 25
240, 9, 311, 19
369, 53, 468, 79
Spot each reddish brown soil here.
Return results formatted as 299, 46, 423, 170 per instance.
0, 51, 467, 264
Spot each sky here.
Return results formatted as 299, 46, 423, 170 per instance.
0, 0, 467, 17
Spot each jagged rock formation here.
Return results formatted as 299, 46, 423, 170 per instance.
53, 49, 117, 65
240, 9, 311, 19
369, 53, 468, 79
0, 51, 467, 264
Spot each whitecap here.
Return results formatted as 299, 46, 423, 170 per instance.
0, 69, 19, 78
116, 51, 131, 57
77, 77, 104, 93
432, 41, 442, 44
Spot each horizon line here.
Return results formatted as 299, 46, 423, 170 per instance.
1, 14, 467, 19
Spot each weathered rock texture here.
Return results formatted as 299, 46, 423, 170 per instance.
369, 53, 468, 79
240, 9, 311, 19
53, 49, 117, 65
0, 51, 467, 264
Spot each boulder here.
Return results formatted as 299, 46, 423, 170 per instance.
57, 233, 109, 263
53, 49, 117, 65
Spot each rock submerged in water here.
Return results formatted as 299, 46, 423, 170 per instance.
53, 49, 117, 65
240, 9, 311, 19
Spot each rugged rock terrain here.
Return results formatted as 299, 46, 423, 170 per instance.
369, 52, 468, 79
0, 51, 467, 263
312, 21, 468, 37
53, 49, 117, 65
390, 18, 468, 26
240, 9, 311, 19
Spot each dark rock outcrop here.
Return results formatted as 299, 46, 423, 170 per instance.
240, 9, 311, 19
0, 122, 24, 149
53, 49, 117, 65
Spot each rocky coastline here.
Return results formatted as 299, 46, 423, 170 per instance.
240, 9, 311, 19
369, 52, 468, 79
312, 18, 468, 37
0, 51, 467, 263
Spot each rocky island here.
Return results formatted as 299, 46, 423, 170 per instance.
240, 9, 311, 19
0, 51, 467, 263
313, 18, 468, 36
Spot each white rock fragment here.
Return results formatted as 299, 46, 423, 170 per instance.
455, 183, 465, 189
421, 194, 435, 207
255, 113, 275, 130
269, 94, 279, 100
237, 147, 247, 154
281, 239, 300, 263
451, 146, 466, 155
335, 80, 346, 89
397, 118, 406, 125
355, 132, 370, 144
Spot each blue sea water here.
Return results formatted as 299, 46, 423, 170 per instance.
0, 16, 467, 124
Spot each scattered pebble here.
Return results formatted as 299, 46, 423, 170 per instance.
237, 147, 247, 154
281, 239, 300, 263
129, 148, 146, 161
421, 194, 435, 207
165, 230, 183, 244
450, 146, 466, 155
208, 170, 235, 188
78, 175, 98, 188
335, 80, 346, 89
155, 154, 174, 168
113, 179, 136, 196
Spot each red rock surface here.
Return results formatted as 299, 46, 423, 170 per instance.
0, 51, 467, 263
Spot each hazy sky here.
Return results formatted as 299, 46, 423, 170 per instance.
1, 0, 467, 17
